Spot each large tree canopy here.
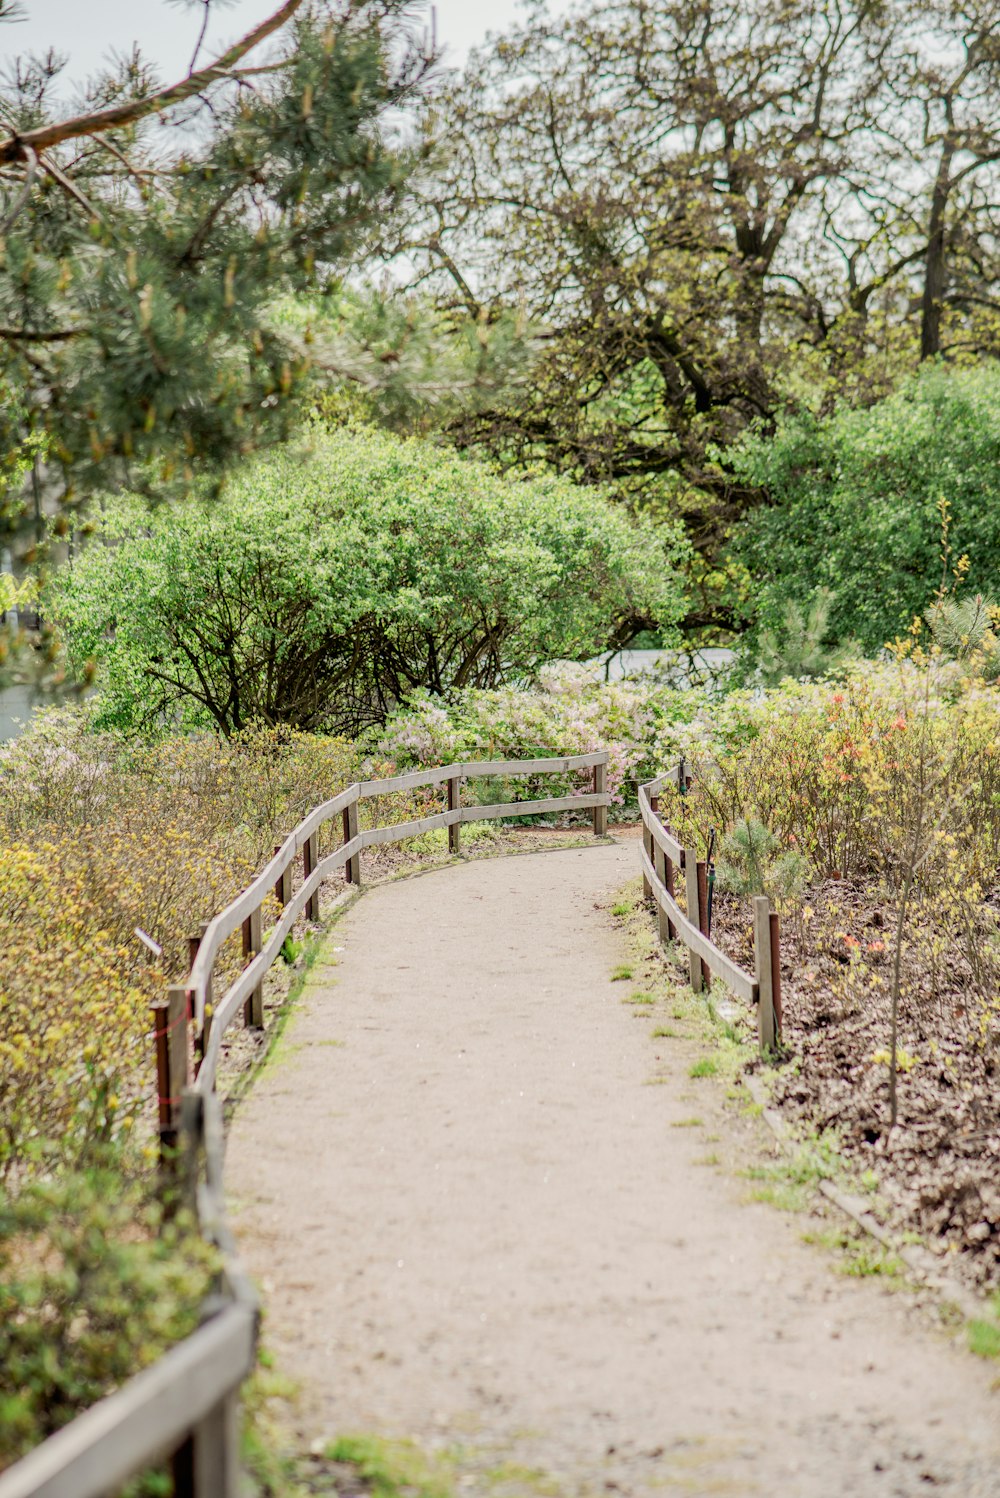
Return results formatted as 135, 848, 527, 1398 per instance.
49, 427, 689, 735
400, 0, 1000, 630
0, 0, 434, 542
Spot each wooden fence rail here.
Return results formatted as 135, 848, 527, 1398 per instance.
0, 751, 610, 1498
638, 774, 781, 1053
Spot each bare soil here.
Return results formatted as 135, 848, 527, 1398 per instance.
225, 840, 1000, 1496
708, 879, 1000, 1292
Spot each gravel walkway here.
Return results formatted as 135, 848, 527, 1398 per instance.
226, 841, 1000, 1495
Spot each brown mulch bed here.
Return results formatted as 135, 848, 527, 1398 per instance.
705, 882, 1000, 1294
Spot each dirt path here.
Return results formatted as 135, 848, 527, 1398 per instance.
226, 842, 1000, 1496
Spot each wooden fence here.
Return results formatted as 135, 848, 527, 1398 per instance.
0, 752, 610, 1498
638, 771, 781, 1053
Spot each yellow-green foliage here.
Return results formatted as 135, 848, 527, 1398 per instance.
0, 712, 362, 1177
660, 657, 1000, 1023
664, 660, 1000, 886
0, 845, 152, 1179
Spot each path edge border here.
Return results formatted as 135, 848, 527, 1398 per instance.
744, 1074, 986, 1325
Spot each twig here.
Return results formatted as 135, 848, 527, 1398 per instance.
38, 151, 102, 218
189, 0, 213, 76
0, 142, 36, 233
0, 0, 306, 165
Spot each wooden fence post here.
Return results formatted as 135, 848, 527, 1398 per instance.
684, 846, 703, 993
188, 924, 212, 1072
769, 908, 783, 1039
696, 859, 711, 983
152, 985, 189, 1167
664, 841, 677, 941
192, 1392, 241, 1498
303, 832, 320, 923
642, 792, 658, 901
593, 759, 608, 836
654, 845, 669, 947
273, 844, 292, 907
169, 1341, 240, 1497
448, 775, 461, 854
342, 797, 361, 884
753, 895, 777, 1053
241, 905, 264, 1028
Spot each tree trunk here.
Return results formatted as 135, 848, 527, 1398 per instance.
921, 135, 956, 361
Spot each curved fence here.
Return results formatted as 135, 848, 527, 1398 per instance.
0, 752, 610, 1498
638, 770, 782, 1053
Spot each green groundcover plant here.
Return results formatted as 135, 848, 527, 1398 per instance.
49, 426, 688, 738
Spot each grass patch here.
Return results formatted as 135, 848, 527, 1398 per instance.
280, 935, 304, 964
801, 1226, 904, 1280
671, 1116, 703, 1128
610, 900, 634, 917
323, 1435, 455, 1498
624, 990, 655, 1006
968, 1320, 1000, 1360
610, 963, 633, 981
693, 1152, 720, 1167
651, 1025, 678, 1038
742, 1136, 840, 1213
747, 1179, 806, 1212
688, 1057, 718, 1078
481, 1461, 562, 1496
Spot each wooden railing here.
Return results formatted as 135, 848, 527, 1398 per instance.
0, 751, 610, 1498
186, 751, 609, 1093
638, 771, 781, 1053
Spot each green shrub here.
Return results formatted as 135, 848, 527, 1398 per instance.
0, 1170, 218, 1472
717, 818, 811, 902
49, 427, 688, 737
730, 364, 1000, 654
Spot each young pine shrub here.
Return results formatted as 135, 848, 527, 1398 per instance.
716, 818, 812, 905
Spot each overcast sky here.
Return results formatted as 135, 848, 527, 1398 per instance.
1, 1, 553, 89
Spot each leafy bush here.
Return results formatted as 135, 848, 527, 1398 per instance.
0, 711, 361, 1177
0, 1169, 217, 1472
730, 364, 1000, 654
50, 427, 689, 737
371, 665, 702, 812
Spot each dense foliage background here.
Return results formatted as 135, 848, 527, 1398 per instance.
730, 364, 1000, 654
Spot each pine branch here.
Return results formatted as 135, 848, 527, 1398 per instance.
0, 0, 305, 165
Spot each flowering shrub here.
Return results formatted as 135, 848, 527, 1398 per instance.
662, 659, 1000, 884
371, 664, 702, 812
657, 658, 1000, 1078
